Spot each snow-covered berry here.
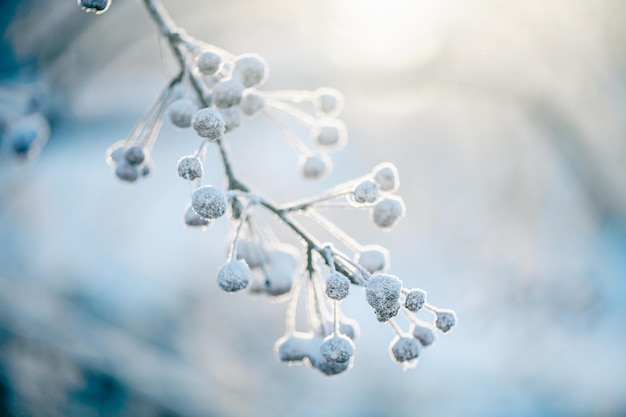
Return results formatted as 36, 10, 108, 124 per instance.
107, 141, 125, 164
365, 273, 402, 322
177, 156, 203, 181
219, 107, 242, 133
191, 108, 225, 140
312, 119, 347, 150
195, 50, 222, 75
314, 87, 344, 118
275, 333, 311, 364
211, 78, 244, 108
301, 154, 332, 180
372, 163, 399, 192
184, 204, 211, 227
233, 54, 269, 88
115, 160, 139, 182
405, 289, 427, 312
236, 238, 265, 269
325, 272, 350, 300
412, 323, 435, 347
217, 259, 251, 292
191, 186, 227, 220
435, 309, 457, 333
250, 246, 299, 297
306, 337, 353, 376
372, 196, 406, 229
356, 245, 389, 274
240, 92, 265, 116
124, 146, 145, 165
389, 336, 420, 363
168, 98, 198, 128
78, 0, 110, 14
320, 334, 354, 363
6, 113, 50, 159
353, 179, 379, 204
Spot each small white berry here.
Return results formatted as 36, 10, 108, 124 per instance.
195, 50, 222, 75
275, 333, 312, 364
435, 309, 457, 333
404, 289, 427, 312
300, 154, 332, 180
177, 156, 203, 181
314, 87, 344, 118
250, 246, 300, 297
306, 336, 353, 376
412, 323, 436, 347
106, 141, 125, 164
355, 245, 389, 274
235, 238, 265, 269
365, 273, 402, 322
217, 260, 251, 292
191, 186, 228, 220
115, 160, 139, 182
124, 146, 146, 166
168, 98, 198, 128
211, 78, 244, 108
389, 336, 420, 363
184, 204, 211, 227
233, 54, 269, 88
219, 107, 242, 133
192, 108, 225, 140
372, 196, 406, 229
312, 119, 347, 150
240, 92, 265, 117
372, 162, 400, 192
353, 179, 379, 204
325, 272, 350, 300
320, 334, 354, 363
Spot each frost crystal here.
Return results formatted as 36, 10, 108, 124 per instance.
168, 98, 198, 128
372, 196, 406, 229
211, 78, 244, 108
390, 336, 420, 363
325, 272, 350, 300
195, 50, 222, 75
356, 245, 389, 274
373, 163, 400, 192
191, 186, 227, 220
435, 309, 457, 333
217, 260, 251, 292
192, 108, 225, 140
366, 274, 402, 322
320, 334, 354, 363
353, 179, 379, 204
405, 289, 427, 312
177, 156, 203, 181
301, 154, 332, 180
233, 54, 269, 88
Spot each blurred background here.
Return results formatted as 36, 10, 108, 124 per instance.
1, 0, 626, 416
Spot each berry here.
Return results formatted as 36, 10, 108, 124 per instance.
355, 245, 389, 274
6, 113, 50, 160
306, 336, 353, 376
240, 92, 265, 117
389, 336, 420, 363
365, 273, 402, 322
211, 78, 244, 108
191, 108, 225, 140
372, 162, 399, 192
235, 238, 265, 269
325, 272, 350, 300
124, 146, 145, 165
195, 50, 221, 75
372, 196, 405, 229
412, 323, 435, 347
353, 179, 379, 204
404, 289, 427, 312
191, 186, 228, 220
314, 87, 344, 118
184, 204, 210, 227
301, 154, 332, 180
217, 260, 251, 292
320, 334, 354, 363
233, 54, 269, 88
435, 309, 457, 333
107, 141, 125, 164
312, 119, 347, 150
275, 333, 312, 364
219, 107, 242, 133
168, 98, 198, 128
250, 246, 299, 297
115, 160, 139, 182
78, 0, 110, 14
177, 156, 203, 181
